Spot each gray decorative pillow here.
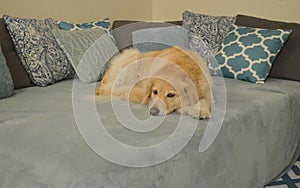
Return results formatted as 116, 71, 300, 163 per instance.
132, 26, 189, 52
0, 46, 14, 99
3, 15, 75, 86
182, 10, 236, 75
52, 28, 119, 83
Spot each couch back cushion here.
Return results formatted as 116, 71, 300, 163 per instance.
112, 20, 182, 51
132, 26, 189, 52
236, 14, 300, 82
0, 46, 14, 99
0, 18, 32, 89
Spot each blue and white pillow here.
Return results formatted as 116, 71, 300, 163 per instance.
3, 15, 75, 87
215, 24, 292, 83
0, 46, 14, 99
132, 26, 189, 52
58, 18, 110, 32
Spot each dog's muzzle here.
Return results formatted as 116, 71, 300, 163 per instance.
149, 98, 167, 116
149, 107, 160, 116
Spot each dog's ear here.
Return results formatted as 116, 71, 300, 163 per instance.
141, 79, 154, 104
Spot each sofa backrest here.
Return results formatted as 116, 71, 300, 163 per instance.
111, 20, 182, 50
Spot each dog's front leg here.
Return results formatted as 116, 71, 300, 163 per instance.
96, 83, 113, 96
188, 98, 211, 119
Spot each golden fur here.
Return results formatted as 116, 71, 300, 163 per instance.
96, 46, 212, 119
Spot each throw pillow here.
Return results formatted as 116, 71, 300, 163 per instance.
236, 14, 300, 82
182, 10, 236, 75
111, 20, 182, 51
58, 18, 110, 31
0, 18, 32, 89
132, 26, 189, 52
3, 15, 75, 87
52, 28, 119, 83
0, 46, 14, 99
215, 24, 291, 83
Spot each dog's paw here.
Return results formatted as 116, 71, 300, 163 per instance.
191, 110, 210, 119
96, 88, 104, 96
187, 103, 211, 119
198, 109, 211, 119
188, 107, 210, 119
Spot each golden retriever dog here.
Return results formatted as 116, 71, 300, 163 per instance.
96, 46, 212, 119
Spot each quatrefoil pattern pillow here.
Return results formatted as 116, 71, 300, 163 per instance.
58, 18, 110, 32
215, 24, 291, 83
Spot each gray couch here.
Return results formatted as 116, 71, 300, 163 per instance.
1, 15, 300, 188
1, 77, 300, 187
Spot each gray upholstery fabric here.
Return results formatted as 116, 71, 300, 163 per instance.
0, 78, 300, 188
112, 21, 180, 50
132, 26, 189, 52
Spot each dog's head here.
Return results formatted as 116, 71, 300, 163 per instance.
146, 78, 181, 116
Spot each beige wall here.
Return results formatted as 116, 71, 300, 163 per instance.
0, 0, 299, 23
0, 0, 152, 22
152, 0, 300, 23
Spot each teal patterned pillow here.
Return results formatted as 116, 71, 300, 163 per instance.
52, 28, 119, 83
0, 46, 14, 99
58, 18, 110, 32
3, 15, 75, 86
215, 24, 291, 83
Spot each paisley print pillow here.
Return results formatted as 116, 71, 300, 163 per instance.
3, 15, 75, 86
182, 10, 236, 75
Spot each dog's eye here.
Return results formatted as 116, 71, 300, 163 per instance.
167, 93, 175, 98
153, 90, 158, 95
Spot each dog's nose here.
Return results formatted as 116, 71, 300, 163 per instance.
150, 107, 160, 116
